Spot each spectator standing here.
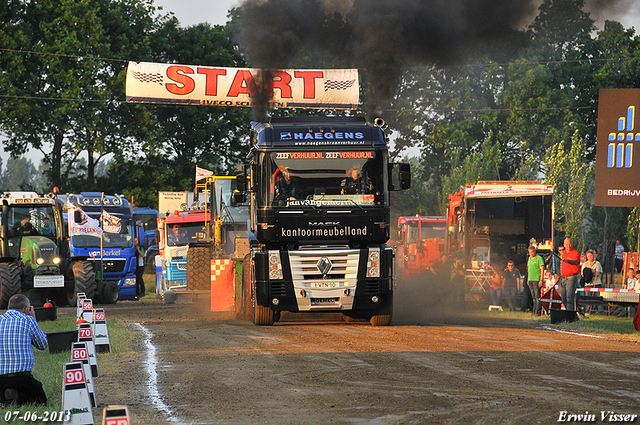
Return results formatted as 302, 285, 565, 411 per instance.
487, 263, 503, 307
581, 250, 604, 314
559, 238, 581, 311
450, 253, 466, 309
429, 253, 450, 283
527, 246, 545, 315
615, 240, 624, 273
581, 251, 603, 287
135, 238, 145, 298
0, 294, 48, 406
502, 260, 521, 311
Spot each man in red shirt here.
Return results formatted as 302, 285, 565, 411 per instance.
560, 238, 581, 311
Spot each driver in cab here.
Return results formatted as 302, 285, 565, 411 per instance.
341, 166, 371, 194
12, 217, 34, 235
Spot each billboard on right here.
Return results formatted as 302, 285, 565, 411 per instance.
594, 88, 640, 207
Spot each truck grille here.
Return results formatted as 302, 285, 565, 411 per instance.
289, 249, 359, 281
102, 259, 126, 273
270, 281, 287, 297
288, 248, 361, 311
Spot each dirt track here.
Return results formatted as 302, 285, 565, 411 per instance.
83, 280, 640, 425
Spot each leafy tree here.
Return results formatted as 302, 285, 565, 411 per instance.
0, 0, 163, 191
439, 134, 502, 214
0, 156, 37, 191
543, 130, 594, 252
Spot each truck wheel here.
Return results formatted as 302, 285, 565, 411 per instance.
369, 293, 393, 326
0, 263, 21, 309
241, 254, 252, 319
102, 281, 119, 304
252, 277, 275, 326
66, 261, 96, 306
186, 244, 211, 290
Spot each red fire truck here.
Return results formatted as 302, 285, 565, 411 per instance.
396, 216, 447, 277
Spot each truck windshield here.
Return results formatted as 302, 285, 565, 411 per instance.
71, 222, 134, 249
406, 222, 446, 243
266, 150, 387, 207
7, 206, 57, 238
166, 223, 205, 246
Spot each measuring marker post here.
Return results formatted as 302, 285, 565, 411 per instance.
77, 322, 99, 377
77, 293, 86, 320
93, 308, 111, 353
62, 361, 94, 425
102, 405, 131, 425
81, 298, 95, 324
71, 342, 97, 408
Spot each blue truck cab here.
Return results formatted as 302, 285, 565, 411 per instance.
66, 193, 140, 301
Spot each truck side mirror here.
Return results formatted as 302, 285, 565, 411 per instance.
231, 190, 246, 207
389, 163, 411, 191
398, 163, 411, 189
74, 210, 82, 223
235, 165, 247, 192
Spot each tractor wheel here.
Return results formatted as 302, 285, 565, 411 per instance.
101, 281, 119, 304
252, 271, 275, 326
0, 263, 21, 309
66, 261, 96, 306
186, 244, 211, 290
369, 293, 393, 326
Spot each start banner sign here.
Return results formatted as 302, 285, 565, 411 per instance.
125, 62, 359, 110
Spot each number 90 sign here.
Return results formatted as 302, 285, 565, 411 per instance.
65, 369, 85, 385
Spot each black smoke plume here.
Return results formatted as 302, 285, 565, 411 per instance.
237, 0, 630, 119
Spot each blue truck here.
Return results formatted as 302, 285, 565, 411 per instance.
133, 206, 159, 271
66, 193, 142, 302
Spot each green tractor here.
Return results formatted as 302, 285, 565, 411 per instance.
0, 191, 96, 308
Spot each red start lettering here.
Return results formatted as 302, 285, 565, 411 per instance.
271, 71, 292, 99
166, 66, 195, 95
294, 71, 323, 98
197, 67, 227, 96
227, 70, 256, 97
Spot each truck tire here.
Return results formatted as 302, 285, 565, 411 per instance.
102, 281, 119, 304
186, 244, 211, 290
66, 261, 96, 306
241, 254, 252, 319
0, 263, 21, 309
252, 276, 275, 326
369, 293, 393, 326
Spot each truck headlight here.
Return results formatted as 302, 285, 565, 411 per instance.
36, 258, 45, 265
53, 257, 61, 265
268, 251, 283, 280
123, 278, 136, 286
366, 248, 380, 278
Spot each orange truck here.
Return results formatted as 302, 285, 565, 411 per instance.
396, 216, 447, 277
446, 181, 555, 294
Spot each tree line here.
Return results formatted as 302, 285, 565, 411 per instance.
1, 0, 639, 254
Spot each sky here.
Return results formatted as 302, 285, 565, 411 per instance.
153, 0, 241, 26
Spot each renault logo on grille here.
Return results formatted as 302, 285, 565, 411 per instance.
316, 257, 333, 277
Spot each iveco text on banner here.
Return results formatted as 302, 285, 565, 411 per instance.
125, 62, 359, 110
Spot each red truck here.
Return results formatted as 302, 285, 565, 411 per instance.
396, 216, 447, 277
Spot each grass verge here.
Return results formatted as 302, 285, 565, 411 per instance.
476, 308, 640, 338
2, 316, 137, 424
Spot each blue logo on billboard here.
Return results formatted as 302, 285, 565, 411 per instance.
280, 132, 292, 140
608, 105, 639, 168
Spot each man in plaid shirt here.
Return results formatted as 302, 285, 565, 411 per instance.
0, 294, 48, 406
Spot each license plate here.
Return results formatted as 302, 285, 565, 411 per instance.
312, 282, 339, 289
34, 275, 65, 288
311, 297, 339, 306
